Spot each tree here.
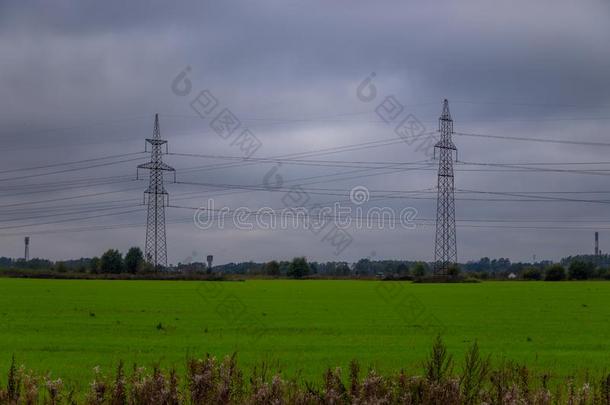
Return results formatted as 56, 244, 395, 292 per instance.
335, 262, 351, 276
124, 247, 144, 274
54, 261, 67, 273
522, 267, 542, 281
277, 261, 289, 275
447, 264, 461, 277
568, 260, 594, 280
412, 262, 427, 277
264, 260, 280, 277
396, 262, 409, 276
89, 257, 101, 274
310, 262, 319, 274
354, 258, 372, 275
474, 271, 490, 280
138, 260, 155, 274
288, 257, 310, 279
544, 264, 566, 281
100, 249, 123, 274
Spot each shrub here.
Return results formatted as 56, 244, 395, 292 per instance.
100, 249, 124, 274
412, 262, 427, 277
287, 257, 310, 279
522, 267, 542, 280
7, 355, 19, 403
424, 335, 453, 383
124, 247, 144, 274
396, 262, 409, 275
54, 262, 67, 273
475, 271, 490, 280
568, 260, 595, 280
263, 260, 280, 277
2, 344, 607, 404
447, 264, 461, 277
89, 257, 101, 274
545, 264, 566, 281
460, 341, 490, 405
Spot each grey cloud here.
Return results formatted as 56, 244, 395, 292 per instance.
0, 0, 609, 264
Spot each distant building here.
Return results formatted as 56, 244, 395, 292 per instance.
507, 272, 517, 279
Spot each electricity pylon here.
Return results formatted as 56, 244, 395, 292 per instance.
138, 114, 175, 268
433, 99, 457, 275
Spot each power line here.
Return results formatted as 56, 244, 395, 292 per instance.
0, 208, 142, 231
0, 156, 146, 183
451, 100, 610, 109
1, 115, 150, 140
171, 133, 436, 175
0, 152, 145, 175
160, 110, 610, 125
0, 187, 138, 209
458, 161, 610, 177
168, 205, 610, 231
457, 189, 610, 205
5, 208, 610, 237
0, 174, 135, 192
0, 195, 144, 215
455, 131, 610, 147
0, 217, 194, 237
0, 203, 142, 224
173, 178, 610, 205
0, 178, 138, 198
171, 152, 610, 168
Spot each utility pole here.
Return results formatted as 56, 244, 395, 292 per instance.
433, 99, 458, 275
138, 114, 175, 269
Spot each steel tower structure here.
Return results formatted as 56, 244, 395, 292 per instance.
138, 114, 175, 268
433, 99, 457, 274
24, 237, 30, 261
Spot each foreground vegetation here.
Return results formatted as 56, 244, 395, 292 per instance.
2, 337, 609, 404
1, 278, 609, 388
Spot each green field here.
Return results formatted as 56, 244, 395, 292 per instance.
0, 278, 609, 390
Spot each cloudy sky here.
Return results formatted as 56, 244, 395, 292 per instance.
1, 0, 610, 265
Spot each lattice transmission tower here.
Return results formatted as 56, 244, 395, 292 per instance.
433, 99, 457, 275
138, 114, 175, 268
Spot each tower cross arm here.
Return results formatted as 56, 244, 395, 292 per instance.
137, 162, 175, 171
434, 140, 457, 150
145, 138, 168, 145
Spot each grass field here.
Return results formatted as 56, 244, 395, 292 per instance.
0, 278, 609, 390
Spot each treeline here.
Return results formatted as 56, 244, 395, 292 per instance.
2, 252, 610, 281
520, 261, 610, 281
185, 257, 428, 279
203, 256, 610, 281
182, 256, 538, 278
0, 257, 52, 270
0, 247, 151, 275
464, 256, 610, 281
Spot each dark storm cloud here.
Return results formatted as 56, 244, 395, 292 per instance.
1, 0, 609, 263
